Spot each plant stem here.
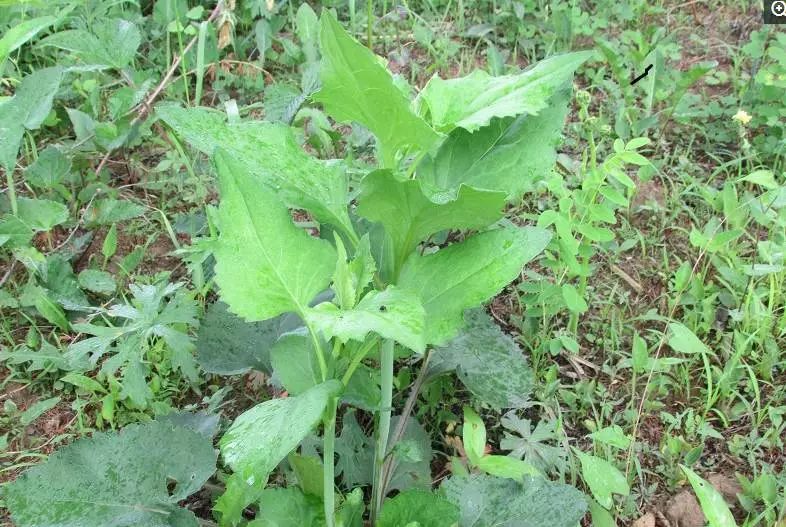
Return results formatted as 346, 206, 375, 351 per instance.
366, 0, 373, 49
323, 396, 338, 527
370, 339, 394, 523
5, 169, 17, 216
379, 350, 431, 496
305, 322, 329, 382
341, 337, 379, 386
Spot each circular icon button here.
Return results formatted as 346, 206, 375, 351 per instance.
773, 0, 786, 16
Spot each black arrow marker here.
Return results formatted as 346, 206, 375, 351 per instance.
630, 64, 653, 86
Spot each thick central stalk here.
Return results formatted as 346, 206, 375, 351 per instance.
323, 396, 338, 527
370, 339, 394, 522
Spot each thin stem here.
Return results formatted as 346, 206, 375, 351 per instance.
366, 0, 373, 49
5, 168, 17, 216
323, 396, 338, 527
370, 339, 394, 523
341, 337, 379, 386
379, 350, 431, 496
305, 322, 329, 382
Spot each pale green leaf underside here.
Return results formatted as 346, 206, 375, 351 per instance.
442, 474, 587, 527
156, 104, 353, 234
195, 301, 301, 375
417, 89, 572, 201
398, 227, 551, 345
430, 309, 533, 408
305, 286, 426, 353
5, 420, 217, 527
356, 170, 506, 270
417, 51, 593, 132
212, 149, 336, 321
220, 380, 342, 482
314, 11, 439, 166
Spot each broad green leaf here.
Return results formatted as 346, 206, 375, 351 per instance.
574, 450, 629, 509
335, 409, 374, 488
0, 15, 57, 64
0, 215, 34, 248
157, 104, 353, 234
220, 380, 342, 481
0, 66, 63, 172
196, 301, 299, 375
588, 500, 616, 527
430, 309, 533, 408
295, 3, 319, 64
680, 465, 737, 527
15, 197, 69, 231
417, 90, 571, 201
24, 145, 71, 191
314, 11, 439, 166
416, 51, 593, 132
463, 407, 486, 466
78, 269, 117, 294
248, 487, 324, 527
39, 18, 140, 69
386, 415, 433, 492
215, 473, 266, 527
476, 455, 540, 480
5, 420, 217, 527
398, 227, 551, 345
305, 286, 426, 353
212, 149, 336, 321
87, 199, 145, 226
336, 488, 365, 527
561, 283, 588, 313
378, 489, 460, 527
740, 169, 778, 190
589, 425, 631, 450
289, 454, 324, 498
442, 474, 587, 527
271, 333, 321, 395
342, 363, 380, 411
356, 169, 506, 271
667, 323, 712, 355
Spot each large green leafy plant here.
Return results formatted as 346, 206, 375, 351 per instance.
5, 9, 591, 527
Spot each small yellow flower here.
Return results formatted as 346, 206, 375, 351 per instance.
733, 109, 752, 125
